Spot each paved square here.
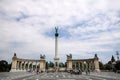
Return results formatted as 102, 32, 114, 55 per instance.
0, 72, 120, 80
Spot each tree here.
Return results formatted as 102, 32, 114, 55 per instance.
99, 61, 105, 70
46, 62, 49, 69
0, 60, 11, 72
115, 61, 120, 70
49, 61, 54, 67
59, 62, 65, 67
64, 62, 67, 67
111, 55, 115, 62
105, 64, 112, 70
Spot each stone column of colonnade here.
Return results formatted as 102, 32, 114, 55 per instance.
24, 61, 27, 71
16, 61, 19, 70
81, 62, 84, 71
78, 62, 80, 70
90, 61, 94, 71
36, 62, 38, 71
16, 61, 18, 70
27, 61, 30, 71
20, 61, 23, 71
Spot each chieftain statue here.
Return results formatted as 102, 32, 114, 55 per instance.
40, 54, 45, 59
66, 53, 72, 59
55, 27, 59, 37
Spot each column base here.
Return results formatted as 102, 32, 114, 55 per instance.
10, 69, 27, 72
94, 69, 100, 72
67, 68, 72, 71
10, 69, 17, 72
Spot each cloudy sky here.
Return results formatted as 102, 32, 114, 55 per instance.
0, 0, 120, 63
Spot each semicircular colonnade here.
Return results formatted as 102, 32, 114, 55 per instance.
10, 53, 46, 72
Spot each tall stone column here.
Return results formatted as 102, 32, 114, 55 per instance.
54, 27, 59, 71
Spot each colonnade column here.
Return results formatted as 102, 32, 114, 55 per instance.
36, 62, 37, 71
24, 62, 26, 70
21, 61, 23, 70
27, 62, 29, 71
78, 62, 80, 70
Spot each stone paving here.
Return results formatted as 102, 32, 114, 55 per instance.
0, 72, 35, 80
0, 72, 120, 80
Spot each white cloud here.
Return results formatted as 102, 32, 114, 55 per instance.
0, 0, 120, 63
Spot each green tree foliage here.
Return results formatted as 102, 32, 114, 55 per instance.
99, 61, 105, 70
46, 62, 49, 69
49, 61, 54, 67
104, 55, 116, 71
0, 60, 11, 72
59, 62, 65, 67
115, 61, 120, 70
64, 62, 67, 67
111, 55, 115, 62
105, 64, 112, 70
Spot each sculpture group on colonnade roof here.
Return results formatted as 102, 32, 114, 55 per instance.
40, 54, 46, 59
66, 53, 72, 59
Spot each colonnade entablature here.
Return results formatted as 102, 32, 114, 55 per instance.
66, 54, 100, 72
10, 53, 46, 72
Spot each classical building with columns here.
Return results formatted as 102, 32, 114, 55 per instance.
66, 54, 100, 72
10, 27, 100, 72
10, 53, 46, 72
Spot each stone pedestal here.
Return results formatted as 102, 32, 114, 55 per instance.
39, 59, 46, 72
10, 56, 17, 72
54, 58, 59, 71
67, 59, 72, 70
94, 60, 100, 72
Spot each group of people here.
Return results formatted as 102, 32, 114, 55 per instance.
69, 69, 91, 75
85, 69, 90, 75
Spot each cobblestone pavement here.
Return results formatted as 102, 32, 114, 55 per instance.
0, 72, 120, 80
